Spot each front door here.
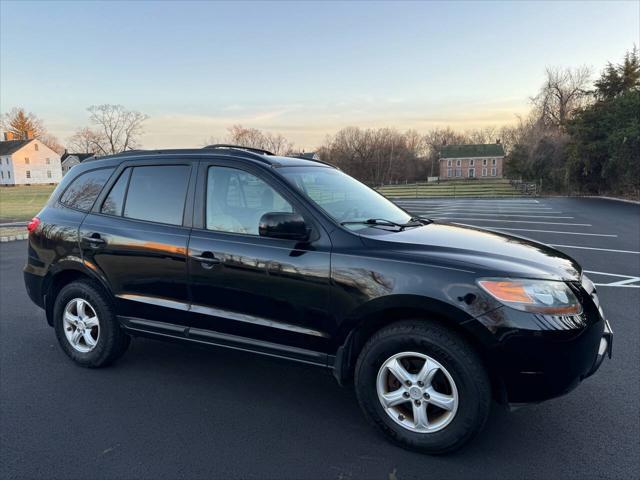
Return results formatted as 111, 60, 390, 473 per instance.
187, 160, 333, 353
80, 160, 195, 326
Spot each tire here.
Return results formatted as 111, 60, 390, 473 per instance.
354, 320, 491, 454
53, 280, 130, 367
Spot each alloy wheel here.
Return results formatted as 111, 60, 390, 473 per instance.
376, 351, 459, 433
62, 298, 100, 353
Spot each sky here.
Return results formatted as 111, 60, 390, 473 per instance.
1, 0, 638, 150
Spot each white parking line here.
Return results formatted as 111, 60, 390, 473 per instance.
549, 244, 640, 255
584, 270, 640, 288
452, 224, 617, 237
419, 213, 575, 219
419, 208, 559, 214
427, 218, 590, 226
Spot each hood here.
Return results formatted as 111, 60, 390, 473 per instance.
359, 222, 582, 281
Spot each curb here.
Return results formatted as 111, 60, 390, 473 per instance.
0, 233, 28, 243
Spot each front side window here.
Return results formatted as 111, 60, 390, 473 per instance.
447, 168, 452, 178
25, 157, 30, 165
455, 169, 461, 177
206, 166, 292, 235
47, 171, 51, 178
447, 159, 452, 167
483, 159, 488, 166
469, 159, 474, 166
280, 166, 412, 229
34, 144, 39, 151
123, 165, 190, 225
491, 168, 497, 176
492, 158, 497, 165
456, 159, 461, 167
482, 168, 488, 177
60, 168, 114, 211
469, 168, 475, 178
26, 170, 31, 179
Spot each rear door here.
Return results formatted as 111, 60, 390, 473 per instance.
186, 159, 334, 353
79, 158, 196, 327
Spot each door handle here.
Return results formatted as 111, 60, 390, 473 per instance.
191, 252, 220, 269
82, 234, 106, 248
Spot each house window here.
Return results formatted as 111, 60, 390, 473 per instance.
469, 159, 475, 166
1, 171, 3, 179
469, 168, 475, 178
492, 158, 497, 166
35, 143, 39, 151
447, 168, 452, 178
25, 157, 30, 165
482, 159, 488, 166
456, 159, 461, 167
491, 168, 497, 176
482, 168, 487, 177
46, 158, 50, 165
47, 171, 52, 179
7, 171, 10, 179
26, 170, 31, 179
447, 159, 452, 167
455, 168, 462, 177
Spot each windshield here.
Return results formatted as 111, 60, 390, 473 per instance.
280, 167, 412, 229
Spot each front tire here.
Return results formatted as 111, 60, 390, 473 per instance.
53, 280, 130, 367
355, 320, 491, 454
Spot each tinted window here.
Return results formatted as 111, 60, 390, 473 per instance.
280, 167, 411, 229
124, 166, 190, 225
101, 168, 131, 216
60, 168, 114, 211
207, 167, 292, 235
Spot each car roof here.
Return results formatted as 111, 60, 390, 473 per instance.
82, 146, 335, 170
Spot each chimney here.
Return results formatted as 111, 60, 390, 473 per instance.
3, 132, 17, 141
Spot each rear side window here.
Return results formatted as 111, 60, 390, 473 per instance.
123, 165, 190, 225
60, 168, 114, 211
101, 168, 131, 216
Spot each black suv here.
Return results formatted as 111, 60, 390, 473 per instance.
24, 145, 612, 453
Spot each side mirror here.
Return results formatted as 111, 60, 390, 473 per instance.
259, 212, 309, 241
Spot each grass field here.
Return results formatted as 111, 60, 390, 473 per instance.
0, 185, 56, 222
376, 179, 524, 198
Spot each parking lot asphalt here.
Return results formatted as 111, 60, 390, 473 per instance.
1, 197, 639, 480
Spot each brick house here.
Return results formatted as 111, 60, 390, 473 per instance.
439, 142, 505, 180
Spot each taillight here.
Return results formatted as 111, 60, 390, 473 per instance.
27, 217, 41, 233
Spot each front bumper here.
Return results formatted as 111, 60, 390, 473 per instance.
476, 306, 612, 404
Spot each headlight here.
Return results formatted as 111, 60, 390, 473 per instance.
478, 278, 582, 315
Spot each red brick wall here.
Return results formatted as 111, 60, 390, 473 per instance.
439, 157, 504, 179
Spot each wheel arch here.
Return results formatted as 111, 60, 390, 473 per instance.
333, 295, 504, 401
43, 263, 113, 326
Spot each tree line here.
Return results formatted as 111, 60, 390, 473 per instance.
2, 47, 637, 196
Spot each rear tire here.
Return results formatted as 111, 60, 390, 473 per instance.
53, 280, 130, 367
355, 320, 491, 454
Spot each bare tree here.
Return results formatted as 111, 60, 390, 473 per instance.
68, 105, 148, 156
531, 66, 592, 128
1, 107, 64, 152
224, 125, 295, 155
67, 127, 104, 154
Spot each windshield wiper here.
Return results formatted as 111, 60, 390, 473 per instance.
341, 217, 429, 230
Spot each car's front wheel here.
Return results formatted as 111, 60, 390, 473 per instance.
53, 280, 130, 367
355, 320, 491, 454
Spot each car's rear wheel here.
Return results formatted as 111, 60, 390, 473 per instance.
355, 320, 491, 454
53, 280, 130, 367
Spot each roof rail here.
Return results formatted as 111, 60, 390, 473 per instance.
287, 155, 339, 169
203, 144, 275, 156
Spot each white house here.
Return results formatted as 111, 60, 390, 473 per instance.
61, 151, 95, 175
0, 134, 62, 185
